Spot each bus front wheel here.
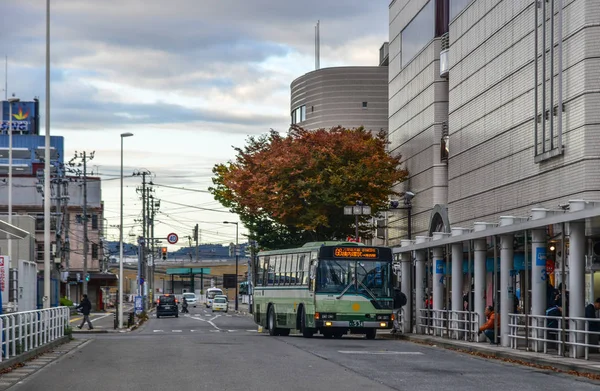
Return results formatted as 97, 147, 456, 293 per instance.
268, 306, 279, 336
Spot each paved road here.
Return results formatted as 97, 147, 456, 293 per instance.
10, 306, 600, 391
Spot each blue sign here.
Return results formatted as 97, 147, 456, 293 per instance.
435, 260, 444, 274
535, 247, 546, 266
1, 101, 38, 134
134, 295, 143, 313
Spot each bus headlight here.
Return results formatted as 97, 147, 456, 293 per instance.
380, 322, 387, 327
325, 321, 333, 327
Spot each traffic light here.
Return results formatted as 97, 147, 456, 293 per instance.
85, 273, 90, 282
161, 247, 167, 260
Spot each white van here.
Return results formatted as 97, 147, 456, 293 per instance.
205, 288, 224, 308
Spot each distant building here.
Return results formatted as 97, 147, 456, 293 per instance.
0, 134, 64, 176
290, 52, 389, 133
0, 175, 107, 305
1, 99, 41, 135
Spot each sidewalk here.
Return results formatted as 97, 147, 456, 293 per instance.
379, 332, 600, 379
71, 304, 134, 333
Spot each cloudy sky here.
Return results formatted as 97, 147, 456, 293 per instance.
1, 0, 388, 251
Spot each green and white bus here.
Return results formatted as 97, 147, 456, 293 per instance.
252, 241, 394, 339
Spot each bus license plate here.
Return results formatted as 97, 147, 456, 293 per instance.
350, 320, 363, 327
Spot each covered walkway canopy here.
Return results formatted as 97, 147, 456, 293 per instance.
392, 199, 600, 359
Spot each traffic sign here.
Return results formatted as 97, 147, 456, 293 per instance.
167, 233, 179, 244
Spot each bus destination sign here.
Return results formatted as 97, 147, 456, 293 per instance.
334, 247, 378, 259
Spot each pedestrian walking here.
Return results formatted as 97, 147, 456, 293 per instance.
77, 294, 93, 330
182, 297, 189, 314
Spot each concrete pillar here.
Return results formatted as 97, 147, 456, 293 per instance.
414, 236, 428, 333
531, 228, 547, 316
529, 208, 549, 351
400, 243, 412, 333
451, 228, 466, 339
500, 233, 515, 347
432, 246, 444, 312
569, 220, 585, 358
474, 239, 487, 330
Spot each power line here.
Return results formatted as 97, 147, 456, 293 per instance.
159, 199, 232, 213
150, 182, 211, 193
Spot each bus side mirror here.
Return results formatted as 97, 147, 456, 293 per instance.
309, 263, 317, 280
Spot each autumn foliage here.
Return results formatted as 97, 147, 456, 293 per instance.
210, 126, 408, 249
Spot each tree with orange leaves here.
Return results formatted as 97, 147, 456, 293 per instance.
209, 126, 408, 249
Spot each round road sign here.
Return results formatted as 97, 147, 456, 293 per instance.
167, 233, 179, 244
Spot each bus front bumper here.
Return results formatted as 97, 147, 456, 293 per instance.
316, 320, 392, 329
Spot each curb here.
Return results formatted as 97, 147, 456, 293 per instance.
382, 333, 600, 378
0, 335, 71, 372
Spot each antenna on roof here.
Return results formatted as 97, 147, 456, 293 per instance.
315, 20, 320, 70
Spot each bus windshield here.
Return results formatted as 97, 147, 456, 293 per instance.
316, 259, 392, 299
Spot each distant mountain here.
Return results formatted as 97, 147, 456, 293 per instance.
104, 241, 250, 259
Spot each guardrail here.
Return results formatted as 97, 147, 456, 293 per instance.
508, 313, 600, 360
418, 309, 480, 341
0, 307, 70, 362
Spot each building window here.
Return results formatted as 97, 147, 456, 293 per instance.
91, 214, 98, 230
92, 243, 99, 259
37, 243, 44, 261
34, 215, 56, 231
362, 101, 368, 109
401, 0, 435, 68
291, 105, 306, 125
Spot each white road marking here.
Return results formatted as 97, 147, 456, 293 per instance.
228, 330, 236, 332
172, 330, 182, 333
189, 314, 222, 330
209, 330, 220, 333
90, 313, 113, 323
226, 315, 232, 317
338, 351, 423, 355
153, 330, 164, 333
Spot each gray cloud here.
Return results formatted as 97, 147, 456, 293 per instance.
0, 1, 387, 134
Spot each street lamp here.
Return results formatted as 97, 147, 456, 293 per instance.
344, 201, 371, 242
389, 191, 416, 240
119, 132, 133, 328
223, 221, 239, 311
7, 97, 20, 268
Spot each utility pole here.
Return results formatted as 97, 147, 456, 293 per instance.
82, 152, 89, 295
68, 151, 94, 295
194, 224, 199, 262
134, 170, 151, 309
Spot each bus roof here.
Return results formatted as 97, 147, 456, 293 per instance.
257, 241, 369, 257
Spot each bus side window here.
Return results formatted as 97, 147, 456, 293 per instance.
309, 260, 317, 291
267, 257, 276, 285
297, 254, 305, 286
256, 256, 264, 286
289, 254, 297, 285
274, 255, 282, 285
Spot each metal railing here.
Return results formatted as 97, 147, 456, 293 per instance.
0, 307, 70, 362
419, 309, 480, 341
508, 314, 600, 360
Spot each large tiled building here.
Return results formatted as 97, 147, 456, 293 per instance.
388, 0, 600, 355
388, 0, 600, 242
